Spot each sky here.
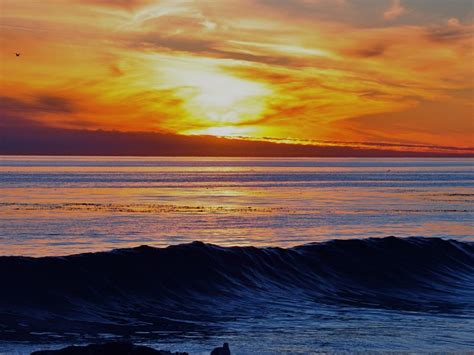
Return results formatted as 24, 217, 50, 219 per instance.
0, 0, 473, 154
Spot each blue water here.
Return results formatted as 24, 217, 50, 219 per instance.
0, 157, 473, 353
0, 157, 473, 256
1, 238, 474, 353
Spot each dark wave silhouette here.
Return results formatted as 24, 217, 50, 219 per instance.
1, 237, 473, 339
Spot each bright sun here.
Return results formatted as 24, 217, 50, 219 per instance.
160, 58, 271, 137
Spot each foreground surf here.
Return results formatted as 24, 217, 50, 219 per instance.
1, 237, 473, 338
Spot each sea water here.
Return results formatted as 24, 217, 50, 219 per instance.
0, 156, 472, 256
0, 156, 473, 354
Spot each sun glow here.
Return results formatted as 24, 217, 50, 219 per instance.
160, 59, 272, 135
184, 125, 263, 137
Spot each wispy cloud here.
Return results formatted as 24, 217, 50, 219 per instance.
383, 0, 405, 20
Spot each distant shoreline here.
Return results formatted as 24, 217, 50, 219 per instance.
2, 126, 473, 158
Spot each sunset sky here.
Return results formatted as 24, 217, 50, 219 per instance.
1, 0, 473, 153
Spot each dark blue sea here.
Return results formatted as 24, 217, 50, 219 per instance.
0, 157, 473, 353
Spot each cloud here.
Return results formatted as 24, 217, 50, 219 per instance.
0, 114, 44, 129
383, 0, 405, 20
333, 99, 474, 148
447, 17, 461, 27
349, 42, 388, 58
0, 95, 73, 129
77, 0, 154, 10
427, 21, 474, 42
0, 95, 75, 115
1, 0, 473, 151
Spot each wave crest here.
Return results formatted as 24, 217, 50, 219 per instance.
1, 237, 473, 337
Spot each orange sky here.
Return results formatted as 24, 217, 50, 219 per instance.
1, 0, 473, 152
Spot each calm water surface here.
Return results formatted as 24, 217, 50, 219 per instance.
0, 156, 473, 256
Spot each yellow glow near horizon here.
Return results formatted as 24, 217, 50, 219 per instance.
160, 62, 272, 131
183, 125, 263, 137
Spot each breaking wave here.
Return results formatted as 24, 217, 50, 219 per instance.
1, 237, 473, 339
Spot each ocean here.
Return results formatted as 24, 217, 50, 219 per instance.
0, 156, 473, 353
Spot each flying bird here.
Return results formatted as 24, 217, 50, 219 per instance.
15, 52, 20, 57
